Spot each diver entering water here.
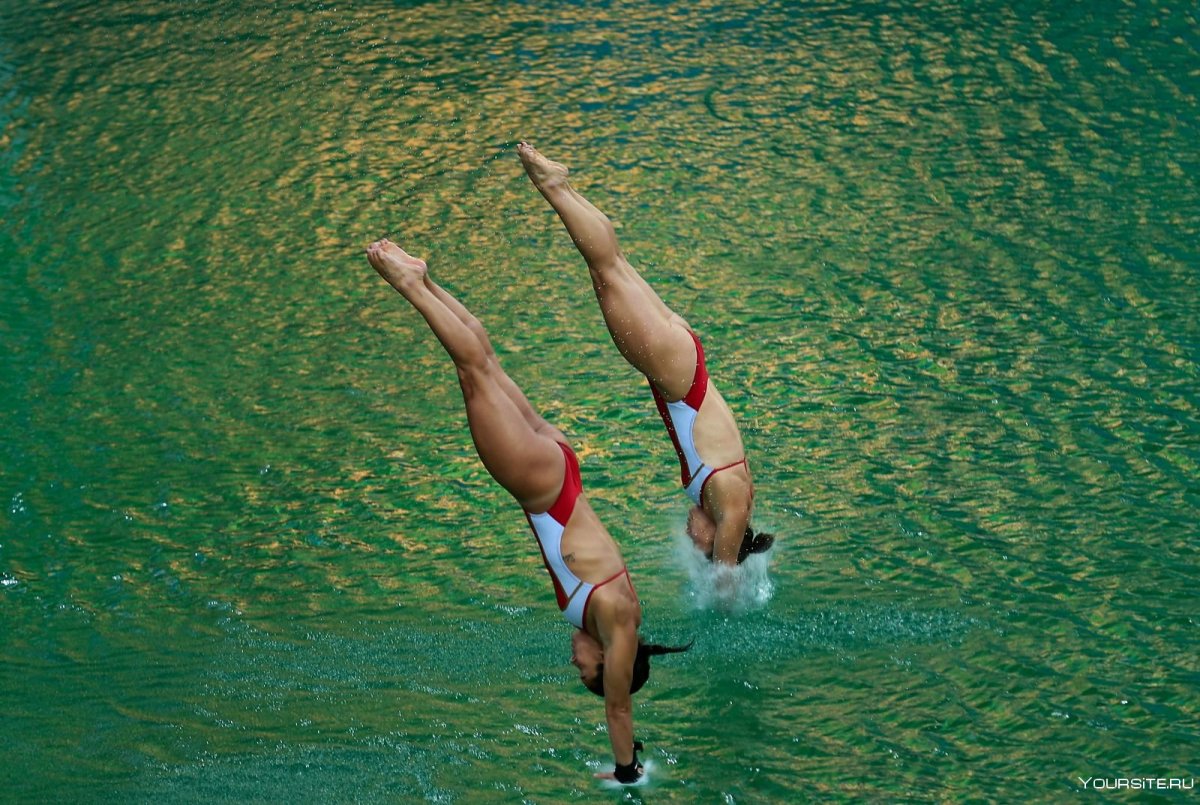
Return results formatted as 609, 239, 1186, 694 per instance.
518, 143, 774, 567
365, 238, 689, 784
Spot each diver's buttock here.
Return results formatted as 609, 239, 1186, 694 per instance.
523, 442, 625, 628
649, 331, 749, 506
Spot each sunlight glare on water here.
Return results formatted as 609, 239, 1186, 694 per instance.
1, 0, 1197, 800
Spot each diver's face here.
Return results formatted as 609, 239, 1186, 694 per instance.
570, 630, 603, 687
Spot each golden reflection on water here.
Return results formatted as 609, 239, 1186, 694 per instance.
2, 0, 1199, 799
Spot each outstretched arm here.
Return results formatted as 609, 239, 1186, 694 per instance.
706, 477, 753, 566
593, 601, 641, 781
711, 516, 747, 566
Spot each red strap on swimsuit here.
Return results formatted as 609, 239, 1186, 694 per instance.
697, 457, 751, 504
542, 441, 582, 525
681, 330, 708, 409
650, 330, 709, 487
580, 566, 637, 629
524, 442, 583, 613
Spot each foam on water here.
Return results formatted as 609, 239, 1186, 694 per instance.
594, 759, 660, 790
670, 524, 775, 614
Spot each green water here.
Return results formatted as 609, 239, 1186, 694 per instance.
2, 0, 1197, 801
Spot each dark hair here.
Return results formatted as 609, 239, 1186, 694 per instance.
737, 526, 775, 563
584, 638, 694, 697
703, 526, 776, 563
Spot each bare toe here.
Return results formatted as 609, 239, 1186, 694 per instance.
518, 142, 570, 188
366, 238, 428, 291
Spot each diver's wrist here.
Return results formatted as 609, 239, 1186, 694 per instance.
613, 740, 645, 783
613, 759, 642, 783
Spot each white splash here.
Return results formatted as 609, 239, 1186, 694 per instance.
671, 527, 775, 613
597, 759, 659, 789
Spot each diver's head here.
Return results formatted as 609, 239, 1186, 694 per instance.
573, 630, 694, 697
570, 629, 604, 691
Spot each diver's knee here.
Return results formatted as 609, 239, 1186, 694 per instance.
455, 362, 491, 399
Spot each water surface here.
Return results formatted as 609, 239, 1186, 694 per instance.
2, 0, 1198, 800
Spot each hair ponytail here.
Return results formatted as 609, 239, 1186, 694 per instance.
629, 638, 693, 694
644, 639, 695, 658
737, 527, 775, 563
584, 638, 695, 698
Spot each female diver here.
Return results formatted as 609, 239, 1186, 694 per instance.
517, 144, 774, 566
365, 238, 687, 783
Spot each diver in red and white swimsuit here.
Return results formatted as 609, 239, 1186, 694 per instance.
366, 238, 689, 785
520, 143, 774, 566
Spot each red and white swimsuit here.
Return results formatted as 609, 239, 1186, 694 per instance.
651, 330, 749, 505
524, 441, 635, 629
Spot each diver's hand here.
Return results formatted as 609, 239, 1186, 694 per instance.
595, 740, 644, 784
594, 762, 642, 784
